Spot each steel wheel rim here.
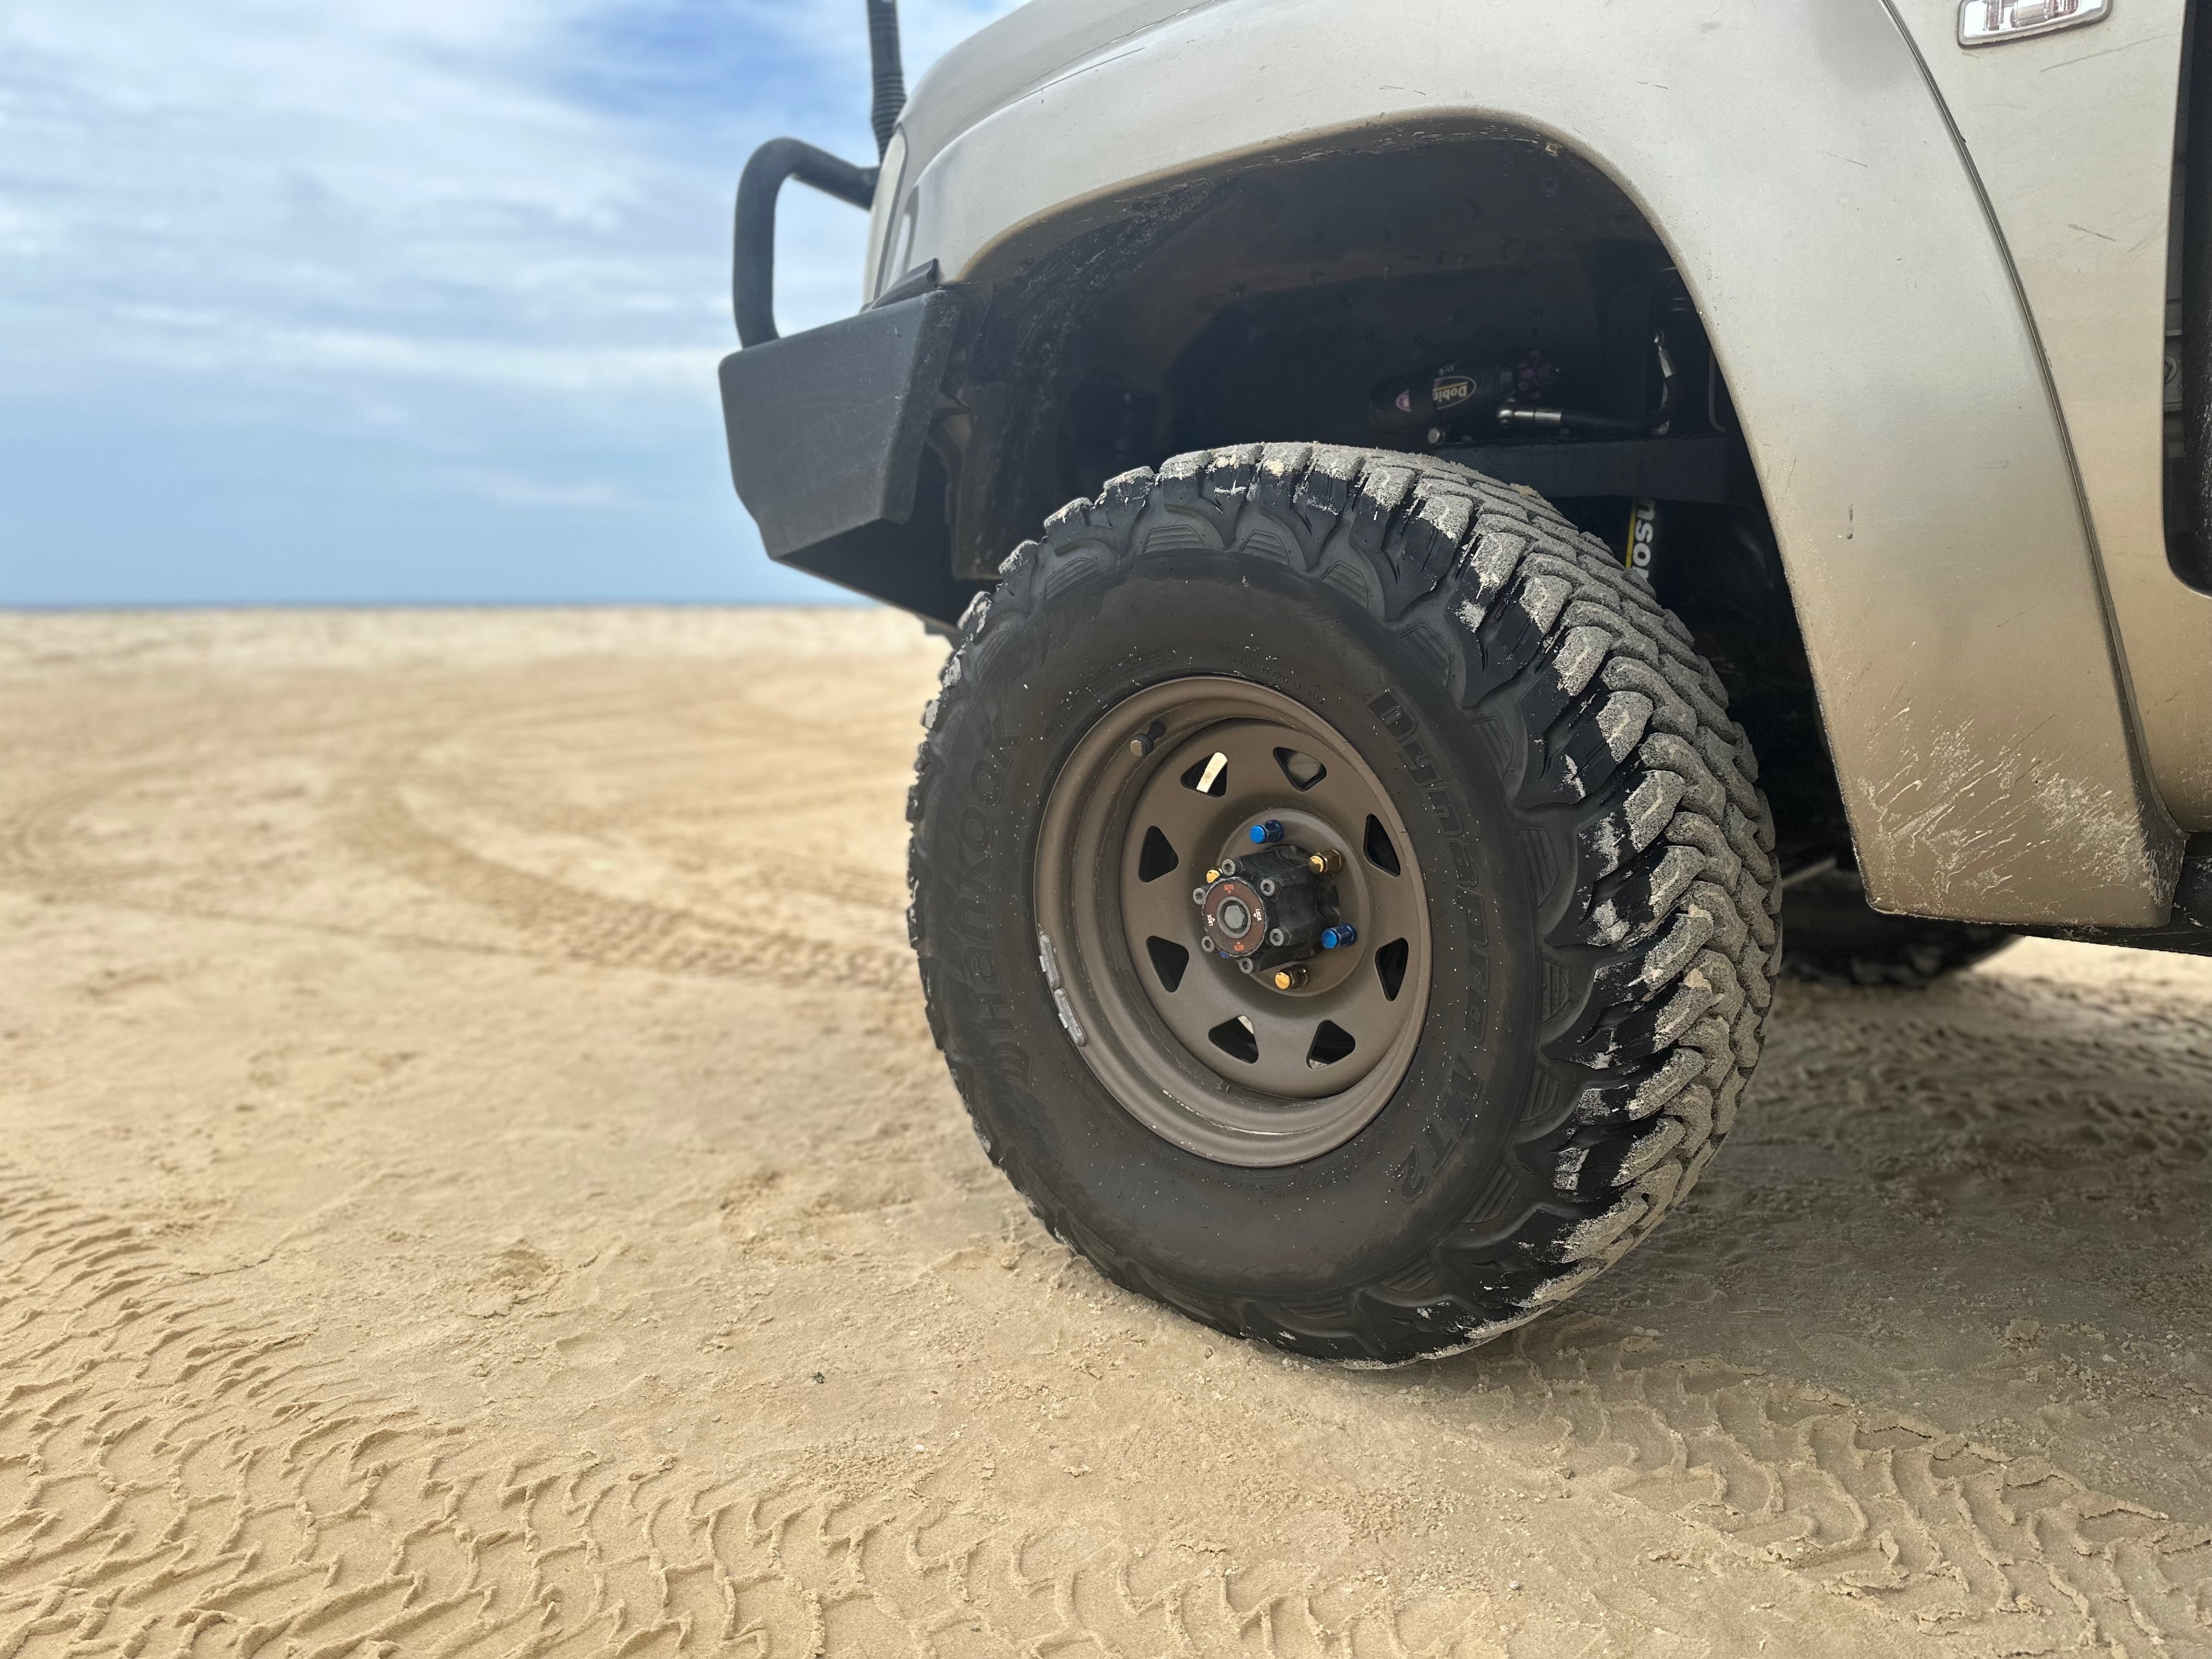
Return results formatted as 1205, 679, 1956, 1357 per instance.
1035, 677, 1432, 1168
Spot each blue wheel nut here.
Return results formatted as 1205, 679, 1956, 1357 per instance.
1248, 819, 1284, 845
1321, 924, 1358, 950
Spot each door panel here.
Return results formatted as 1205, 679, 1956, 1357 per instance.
1888, 0, 2212, 829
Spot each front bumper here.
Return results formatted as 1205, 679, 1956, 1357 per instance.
718, 287, 967, 622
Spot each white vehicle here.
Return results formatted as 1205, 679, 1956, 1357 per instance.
719, 0, 2212, 1363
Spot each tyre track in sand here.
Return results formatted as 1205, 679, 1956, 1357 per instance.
0, 650, 919, 998
337, 763, 916, 996
0, 757, 914, 998
6, 1159, 2209, 1657
1429, 1314, 2212, 1651
0, 1166, 1663, 1659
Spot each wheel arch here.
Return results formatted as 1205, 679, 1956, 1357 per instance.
901, 0, 2181, 927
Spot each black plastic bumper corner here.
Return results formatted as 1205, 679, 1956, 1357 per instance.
718, 287, 969, 622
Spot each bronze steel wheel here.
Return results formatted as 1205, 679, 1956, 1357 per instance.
1035, 677, 1430, 1166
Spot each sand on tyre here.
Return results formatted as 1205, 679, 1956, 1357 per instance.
906, 444, 1783, 1363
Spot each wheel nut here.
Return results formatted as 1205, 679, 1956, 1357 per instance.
1205, 868, 1221, 883
1321, 924, 1358, 950
1128, 719, 1166, 758
1272, 965, 1309, 991
1307, 849, 1344, 876
1247, 819, 1285, 845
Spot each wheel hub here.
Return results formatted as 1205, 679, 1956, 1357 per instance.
1195, 840, 1346, 976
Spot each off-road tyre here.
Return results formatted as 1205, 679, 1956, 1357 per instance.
1780, 867, 2015, 988
906, 443, 1782, 1364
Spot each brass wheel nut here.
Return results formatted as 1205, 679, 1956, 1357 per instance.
1271, 965, 1310, 991
1307, 849, 1344, 876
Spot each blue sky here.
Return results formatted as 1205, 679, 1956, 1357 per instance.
0, 0, 1018, 605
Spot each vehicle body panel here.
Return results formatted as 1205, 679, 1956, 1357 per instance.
877, 0, 2180, 926
1888, 0, 2212, 828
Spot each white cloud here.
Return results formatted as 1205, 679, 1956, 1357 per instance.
0, 0, 1018, 402
110, 306, 706, 394
441, 467, 633, 509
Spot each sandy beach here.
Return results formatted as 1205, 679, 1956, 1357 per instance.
2, 607, 2207, 1657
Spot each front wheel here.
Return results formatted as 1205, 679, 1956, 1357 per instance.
906, 445, 1782, 1363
